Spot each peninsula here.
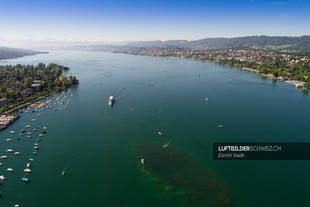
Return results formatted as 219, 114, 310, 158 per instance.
0, 63, 79, 115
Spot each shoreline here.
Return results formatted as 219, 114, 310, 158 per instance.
113, 51, 307, 90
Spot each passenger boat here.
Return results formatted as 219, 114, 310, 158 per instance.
108, 96, 114, 106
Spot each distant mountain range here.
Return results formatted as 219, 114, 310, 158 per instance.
0, 47, 45, 60
123, 35, 310, 53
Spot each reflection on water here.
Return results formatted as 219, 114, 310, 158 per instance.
136, 140, 233, 207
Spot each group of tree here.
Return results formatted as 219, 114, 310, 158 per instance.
0, 63, 79, 111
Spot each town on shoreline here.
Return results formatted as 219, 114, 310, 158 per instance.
109, 47, 310, 90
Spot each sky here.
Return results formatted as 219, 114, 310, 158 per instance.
0, 0, 309, 45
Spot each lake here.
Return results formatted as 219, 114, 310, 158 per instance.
0, 50, 309, 207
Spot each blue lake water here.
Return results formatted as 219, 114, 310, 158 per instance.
0, 50, 309, 207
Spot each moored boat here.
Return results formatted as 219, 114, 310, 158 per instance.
108, 96, 114, 106
24, 168, 31, 173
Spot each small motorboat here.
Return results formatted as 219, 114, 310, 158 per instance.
218, 124, 223, 128
108, 96, 114, 106
205, 97, 209, 102
24, 168, 31, 173
6, 149, 14, 153
7, 168, 14, 172
6, 138, 12, 142
140, 158, 144, 165
0, 175, 5, 181
29, 158, 34, 162
20, 129, 26, 133
61, 170, 66, 176
0, 163, 2, 166
26, 163, 31, 168
43, 126, 47, 130
26, 125, 31, 128
32, 151, 38, 155
157, 131, 163, 136
13, 152, 20, 155
162, 143, 169, 149
34, 146, 39, 150
21, 177, 30, 183
0, 156, 7, 159
10, 131, 15, 134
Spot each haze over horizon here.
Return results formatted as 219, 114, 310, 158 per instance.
0, 0, 310, 48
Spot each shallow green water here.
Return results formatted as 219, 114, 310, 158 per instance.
0, 50, 309, 207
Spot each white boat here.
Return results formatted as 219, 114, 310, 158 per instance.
6, 138, 12, 142
0, 175, 5, 180
26, 125, 31, 128
157, 131, 163, 136
0, 156, 7, 159
10, 130, 15, 134
24, 168, 31, 173
162, 143, 169, 149
26, 163, 31, 168
7, 168, 14, 172
14, 152, 20, 155
6, 149, 14, 153
205, 97, 209, 102
108, 96, 114, 106
141, 158, 144, 165
0, 163, 2, 166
